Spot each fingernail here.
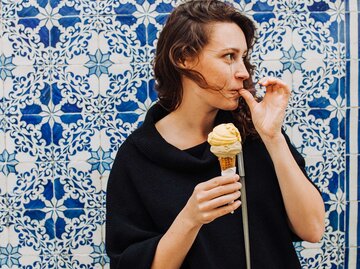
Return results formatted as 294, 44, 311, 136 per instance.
259, 78, 266, 84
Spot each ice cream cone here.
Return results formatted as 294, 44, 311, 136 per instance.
208, 123, 242, 172
219, 156, 236, 171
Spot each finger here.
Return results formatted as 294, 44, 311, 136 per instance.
239, 89, 257, 111
260, 77, 290, 94
198, 175, 239, 191
259, 76, 279, 86
211, 200, 242, 219
205, 181, 242, 201
200, 191, 241, 211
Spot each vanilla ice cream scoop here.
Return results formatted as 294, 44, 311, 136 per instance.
208, 123, 242, 170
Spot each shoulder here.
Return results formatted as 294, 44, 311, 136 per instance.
112, 130, 141, 164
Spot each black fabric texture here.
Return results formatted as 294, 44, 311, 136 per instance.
105, 103, 314, 269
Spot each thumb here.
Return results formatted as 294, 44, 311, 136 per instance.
239, 89, 257, 111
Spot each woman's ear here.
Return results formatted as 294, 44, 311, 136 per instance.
177, 56, 197, 69
177, 57, 187, 69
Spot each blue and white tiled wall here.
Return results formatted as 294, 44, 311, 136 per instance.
0, 0, 357, 268
345, 1, 360, 268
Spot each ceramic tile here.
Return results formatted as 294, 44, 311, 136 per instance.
0, 172, 6, 209
296, 246, 340, 269
52, 113, 100, 162
345, 12, 351, 60
2, 0, 97, 19
340, 17, 345, 45
8, 209, 56, 256
338, 242, 345, 269
53, 161, 102, 209
100, 175, 108, 208
252, 18, 292, 62
345, 108, 359, 155
346, 201, 359, 248
98, 0, 175, 16
285, 109, 343, 157
99, 112, 143, 158
291, 58, 344, 109
2, 18, 51, 65
111, 15, 148, 63
0, 115, 5, 151
345, 12, 359, 60
19, 255, 49, 268
50, 0, 97, 17
57, 254, 101, 269
51, 65, 100, 114
55, 209, 104, 255
344, 247, 360, 269
147, 13, 168, 61
0, 79, 4, 115
97, 15, 147, 65
7, 162, 53, 211
3, 65, 53, 117
274, 0, 344, 13
0, 209, 8, 246
51, 16, 96, 65
99, 63, 155, 114
245, 1, 276, 12
345, 155, 359, 201
4, 114, 52, 162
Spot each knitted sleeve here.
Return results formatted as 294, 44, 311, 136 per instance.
105, 141, 162, 268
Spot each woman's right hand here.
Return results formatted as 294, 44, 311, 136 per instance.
182, 175, 242, 228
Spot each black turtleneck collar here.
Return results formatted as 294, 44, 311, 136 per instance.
128, 103, 234, 172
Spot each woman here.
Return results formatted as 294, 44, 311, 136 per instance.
105, 1, 325, 268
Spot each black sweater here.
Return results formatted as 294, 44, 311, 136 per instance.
106, 104, 308, 269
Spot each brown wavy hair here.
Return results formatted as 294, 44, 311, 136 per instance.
153, 0, 258, 139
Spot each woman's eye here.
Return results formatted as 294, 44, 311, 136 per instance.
224, 54, 235, 62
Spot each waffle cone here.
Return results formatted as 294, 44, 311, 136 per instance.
218, 156, 236, 171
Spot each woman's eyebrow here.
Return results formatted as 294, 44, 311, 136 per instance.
220, 48, 240, 52
205, 48, 248, 55
219, 48, 248, 55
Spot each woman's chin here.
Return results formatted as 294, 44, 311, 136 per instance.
221, 100, 239, 111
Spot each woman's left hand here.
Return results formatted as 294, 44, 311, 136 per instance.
239, 77, 291, 141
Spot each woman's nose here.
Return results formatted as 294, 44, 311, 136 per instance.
234, 61, 249, 80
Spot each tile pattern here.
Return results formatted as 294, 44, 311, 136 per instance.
0, 0, 354, 268
345, 0, 359, 268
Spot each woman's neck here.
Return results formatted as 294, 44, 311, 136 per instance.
155, 102, 218, 150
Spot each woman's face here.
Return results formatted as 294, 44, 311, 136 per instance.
184, 22, 250, 111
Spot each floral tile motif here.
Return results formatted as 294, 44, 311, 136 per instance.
99, 112, 146, 158
276, 0, 344, 13
7, 162, 53, 211
1, 0, 97, 19
98, 0, 176, 15
55, 209, 104, 253
53, 161, 103, 209
0, 0, 354, 268
7, 209, 56, 256
99, 63, 156, 113
4, 114, 53, 162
